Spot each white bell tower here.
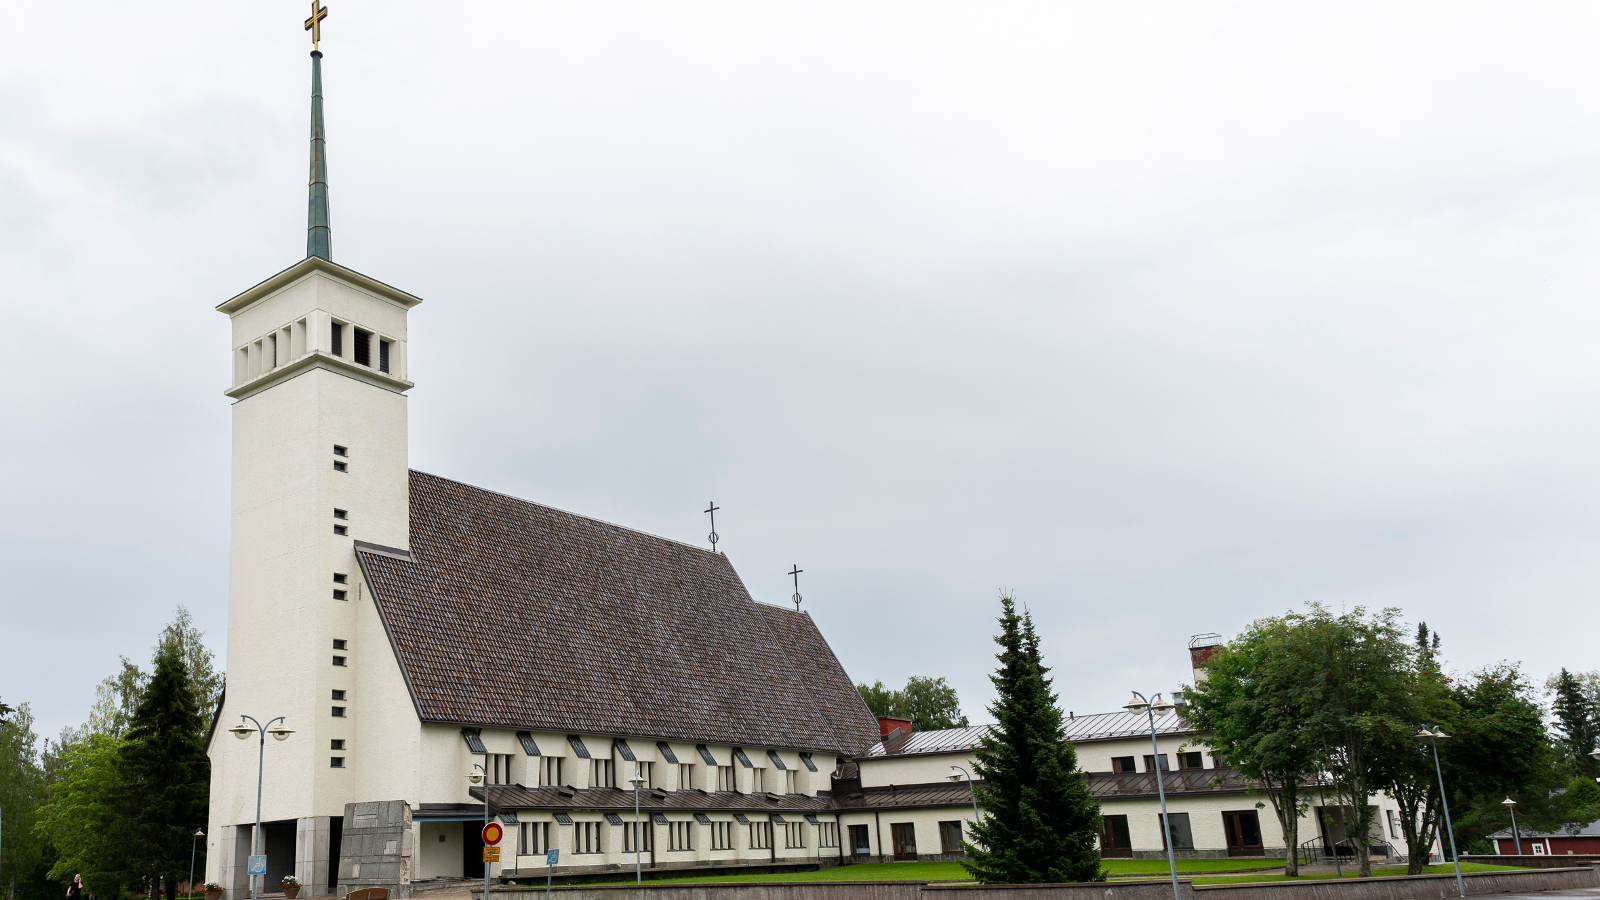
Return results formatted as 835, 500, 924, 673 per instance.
206, 22, 424, 898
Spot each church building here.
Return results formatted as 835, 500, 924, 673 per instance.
205, 15, 1426, 899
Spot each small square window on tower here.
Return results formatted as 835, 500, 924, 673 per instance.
333, 589, 347, 601
333, 509, 347, 519
333, 461, 347, 472
332, 655, 346, 667
330, 757, 345, 768
333, 445, 347, 456
332, 690, 346, 700
331, 706, 346, 718
333, 639, 347, 650
333, 573, 347, 584
330, 739, 345, 750
333, 525, 347, 535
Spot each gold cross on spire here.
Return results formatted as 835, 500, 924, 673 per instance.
305, 0, 329, 50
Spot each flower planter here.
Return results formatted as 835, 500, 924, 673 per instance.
281, 887, 300, 899
205, 893, 222, 900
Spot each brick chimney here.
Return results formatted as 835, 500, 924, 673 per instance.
877, 716, 913, 736
1188, 633, 1223, 682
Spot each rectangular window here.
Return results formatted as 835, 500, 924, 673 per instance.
1143, 754, 1170, 772
353, 328, 371, 366
890, 823, 916, 858
574, 821, 603, 854
591, 758, 613, 788
333, 639, 347, 649
748, 822, 772, 850
331, 322, 343, 356
850, 824, 871, 856
538, 756, 562, 786
670, 821, 693, 851
334, 525, 347, 535
752, 768, 765, 792
331, 690, 346, 700
784, 770, 798, 794
1223, 810, 1264, 856
1177, 751, 1204, 770
334, 508, 347, 519
710, 821, 733, 851
333, 590, 347, 601
331, 706, 345, 717
334, 445, 347, 456
819, 821, 839, 848
330, 756, 344, 768
519, 822, 550, 856
716, 765, 735, 792
331, 739, 345, 750
379, 340, 391, 374
334, 573, 348, 584
490, 753, 514, 785
939, 821, 963, 853
786, 822, 805, 848
1386, 809, 1400, 839
1111, 756, 1137, 774
1101, 815, 1132, 857
678, 763, 694, 789
1159, 812, 1194, 850
334, 461, 347, 472
332, 655, 346, 666
622, 820, 652, 852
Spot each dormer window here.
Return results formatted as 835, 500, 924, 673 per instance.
353, 329, 372, 367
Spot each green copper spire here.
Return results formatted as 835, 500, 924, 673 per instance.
306, 49, 331, 260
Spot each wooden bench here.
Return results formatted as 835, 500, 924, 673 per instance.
347, 889, 389, 900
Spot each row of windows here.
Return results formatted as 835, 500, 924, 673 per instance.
501, 819, 840, 854
505, 756, 804, 795
232, 319, 397, 387
846, 822, 958, 856
1109, 751, 1210, 774
1100, 810, 1264, 854
329, 322, 392, 374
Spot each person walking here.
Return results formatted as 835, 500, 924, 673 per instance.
66, 874, 83, 900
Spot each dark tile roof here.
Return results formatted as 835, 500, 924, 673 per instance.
359, 471, 880, 755
1085, 766, 1249, 799
830, 782, 977, 812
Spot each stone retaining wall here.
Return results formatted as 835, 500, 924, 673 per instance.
472, 865, 1598, 900
1460, 854, 1600, 869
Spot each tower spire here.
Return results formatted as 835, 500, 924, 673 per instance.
305, 1, 332, 260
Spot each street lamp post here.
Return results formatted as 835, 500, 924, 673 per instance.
229, 717, 293, 900
468, 764, 491, 900
629, 769, 647, 884
190, 829, 205, 900
946, 766, 981, 838
1417, 728, 1464, 898
1500, 798, 1522, 855
1125, 692, 1180, 900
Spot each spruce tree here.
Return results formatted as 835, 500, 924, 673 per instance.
963, 595, 1103, 884
1551, 669, 1599, 779
114, 638, 209, 899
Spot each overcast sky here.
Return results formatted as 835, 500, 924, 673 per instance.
5, 2, 1600, 741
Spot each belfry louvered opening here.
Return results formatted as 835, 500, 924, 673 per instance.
353, 328, 371, 366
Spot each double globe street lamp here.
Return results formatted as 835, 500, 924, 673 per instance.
229, 716, 294, 900
1124, 692, 1180, 900
1417, 727, 1464, 899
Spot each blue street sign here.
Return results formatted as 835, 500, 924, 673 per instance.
247, 856, 267, 876
546, 848, 559, 866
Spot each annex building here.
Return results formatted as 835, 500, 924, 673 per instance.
204, 20, 1425, 900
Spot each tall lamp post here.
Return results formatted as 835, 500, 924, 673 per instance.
1125, 692, 1180, 900
946, 766, 981, 834
468, 764, 491, 900
1417, 728, 1464, 898
190, 829, 205, 899
1500, 799, 1522, 855
229, 716, 293, 900
629, 768, 647, 884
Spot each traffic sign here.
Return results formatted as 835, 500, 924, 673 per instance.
546, 848, 559, 866
247, 856, 267, 876
482, 847, 500, 862
481, 822, 503, 846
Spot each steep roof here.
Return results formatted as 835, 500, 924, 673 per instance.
358, 470, 880, 756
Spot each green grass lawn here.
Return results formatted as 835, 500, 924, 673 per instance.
1192, 863, 1523, 885
571, 857, 1290, 887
